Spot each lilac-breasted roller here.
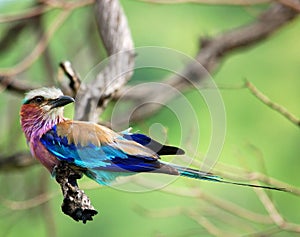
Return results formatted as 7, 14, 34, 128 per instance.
20, 87, 285, 191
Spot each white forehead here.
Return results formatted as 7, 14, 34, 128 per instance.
25, 87, 63, 101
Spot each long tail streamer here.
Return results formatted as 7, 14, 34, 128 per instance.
169, 163, 288, 192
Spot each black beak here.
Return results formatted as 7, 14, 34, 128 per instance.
49, 96, 75, 109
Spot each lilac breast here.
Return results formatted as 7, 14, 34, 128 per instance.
30, 137, 59, 172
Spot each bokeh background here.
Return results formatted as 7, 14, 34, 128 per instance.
0, 1, 300, 236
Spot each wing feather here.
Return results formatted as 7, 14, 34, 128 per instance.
40, 121, 179, 184
41, 121, 160, 167
121, 132, 185, 155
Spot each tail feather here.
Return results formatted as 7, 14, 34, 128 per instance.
165, 162, 288, 192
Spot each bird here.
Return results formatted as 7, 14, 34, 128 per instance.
20, 87, 286, 191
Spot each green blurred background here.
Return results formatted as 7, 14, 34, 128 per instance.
0, 1, 300, 236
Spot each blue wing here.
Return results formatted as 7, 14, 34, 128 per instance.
40, 121, 179, 185
121, 132, 185, 156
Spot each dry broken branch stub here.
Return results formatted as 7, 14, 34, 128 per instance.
58, 61, 82, 97
55, 161, 98, 223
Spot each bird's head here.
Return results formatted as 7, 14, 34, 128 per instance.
20, 87, 74, 139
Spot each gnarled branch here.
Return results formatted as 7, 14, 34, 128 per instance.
74, 0, 135, 121
112, 3, 299, 125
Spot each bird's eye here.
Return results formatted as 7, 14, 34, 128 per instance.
34, 96, 44, 104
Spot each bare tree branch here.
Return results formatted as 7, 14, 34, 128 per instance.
113, 3, 299, 125
0, 22, 28, 54
0, 151, 37, 171
140, 0, 300, 12
0, 76, 36, 94
41, 0, 94, 9
0, 192, 55, 210
132, 176, 300, 235
140, 0, 271, 5
255, 188, 300, 232
279, 0, 300, 11
74, 0, 135, 121
188, 210, 234, 237
0, 0, 94, 24
55, 162, 98, 223
245, 80, 300, 127
0, 60, 82, 96
0, 4, 50, 23
0, 0, 94, 78
0, 10, 71, 77
132, 176, 273, 224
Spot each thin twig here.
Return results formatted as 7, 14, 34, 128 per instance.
139, 0, 271, 5
0, 0, 95, 24
255, 189, 285, 226
134, 205, 185, 218
278, 0, 300, 12
133, 176, 273, 224
245, 80, 300, 127
42, 0, 94, 9
0, 10, 71, 77
244, 227, 282, 237
188, 210, 237, 237
133, 176, 300, 234
0, 192, 56, 210
0, 1, 93, 78
0, 5, 51, 23
140, 0, 300, 12
255, 188, 300, 232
